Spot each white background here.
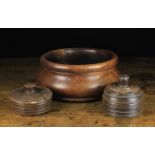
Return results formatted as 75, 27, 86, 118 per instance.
0, 0, 155, 155
0, 127, 155, 155
0, 0, 155, 28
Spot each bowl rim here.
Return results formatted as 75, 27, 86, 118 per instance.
40, 48, 118, 73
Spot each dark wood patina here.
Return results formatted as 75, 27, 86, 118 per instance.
0, 57, 155, 126
38, 48, 119, 102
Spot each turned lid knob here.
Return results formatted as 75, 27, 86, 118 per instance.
117, 74, 130, 87
24, 83, 37, 89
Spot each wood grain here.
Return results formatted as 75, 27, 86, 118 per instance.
0, 57, 155, 127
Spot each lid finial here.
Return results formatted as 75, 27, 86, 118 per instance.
24, 83, 37, 89
118, 74, 129, 87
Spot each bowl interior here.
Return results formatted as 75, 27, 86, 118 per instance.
46, 49, 113, 65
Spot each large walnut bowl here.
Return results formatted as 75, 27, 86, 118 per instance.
38, 48, 120, 102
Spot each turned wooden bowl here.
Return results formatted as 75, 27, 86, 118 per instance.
38, 48, 120, 102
